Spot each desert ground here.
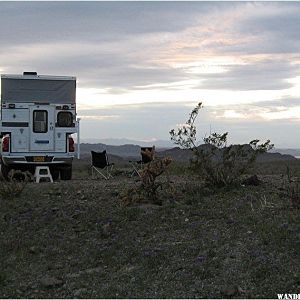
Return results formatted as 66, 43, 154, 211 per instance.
0, 159, 299, 299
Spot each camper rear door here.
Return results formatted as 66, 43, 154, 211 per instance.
29, 105, 55, 152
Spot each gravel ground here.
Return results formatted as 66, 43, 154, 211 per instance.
0, 171, 299, 298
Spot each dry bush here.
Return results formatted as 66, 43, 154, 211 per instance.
283, 166, 300, 208
120, 156, 172, 206
0, 169, 32, 199
285, 182, 300, 208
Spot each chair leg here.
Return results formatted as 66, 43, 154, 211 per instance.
92, 166, 108, 180
109, 164, 114, 179
130, 163, 140, 177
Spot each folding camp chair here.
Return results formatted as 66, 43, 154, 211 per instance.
129, 146, 155, 177
91, 150, 114, 180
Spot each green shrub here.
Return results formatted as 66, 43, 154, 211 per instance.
170, 102, 273, 187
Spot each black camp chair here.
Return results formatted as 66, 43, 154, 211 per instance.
91, 150, 114, 180
129, 147, 155, 177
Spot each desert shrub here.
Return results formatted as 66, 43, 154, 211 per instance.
282, 166, 300, 208
0, 170, 32, 199
120, 156, 172, 206
170, 102, 273, 187
285, 182, 300, 208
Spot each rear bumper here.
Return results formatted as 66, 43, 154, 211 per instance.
1, 154, 74, 166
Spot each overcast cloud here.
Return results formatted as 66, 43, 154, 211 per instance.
1, 2, 300, 147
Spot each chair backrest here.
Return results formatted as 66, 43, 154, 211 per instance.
141, 147, 155, 163
91, 150, 108, 168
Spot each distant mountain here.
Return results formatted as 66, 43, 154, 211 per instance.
79, 143, 141, 159
271, 148, 300, 157
158, 144, 297, 162
77, 143, 297, 162
80, 138, 173, 148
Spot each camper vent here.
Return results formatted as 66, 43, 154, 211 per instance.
23, 71, 37, 76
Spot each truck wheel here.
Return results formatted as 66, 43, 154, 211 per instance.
1, 163, 11, 180
60, 166, 72, 180
50, 169, 60, 181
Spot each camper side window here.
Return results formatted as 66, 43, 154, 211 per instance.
33, 110, 48, 133
57, 112, 73, 127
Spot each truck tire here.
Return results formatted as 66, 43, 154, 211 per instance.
60, 166, 72, 180
1, 163, 11, 180
50, 169, 60, 181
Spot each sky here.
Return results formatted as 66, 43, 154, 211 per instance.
1, 1, 300, 147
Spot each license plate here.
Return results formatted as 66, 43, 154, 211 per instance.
33, 156, 45, 162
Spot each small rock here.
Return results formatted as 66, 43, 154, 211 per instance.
102, 222, 112, 237
294, 275, 300, 285
49, 191, 61, 196
195, 255, 206, 264
237, 286, 245, 294
227, 218, 235, 225
41, 276, 63, 288
54, 263, 63, 269
85, 266, 102, 274
74, 288, 87, 297
29, 246, 38, 254
280, 223, 289, 229
66, 272, 80, 279
221, 285, 239, 297
110, 191, 119, 197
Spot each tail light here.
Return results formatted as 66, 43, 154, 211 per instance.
68, 136, 75, 152
2, 135, 10, 152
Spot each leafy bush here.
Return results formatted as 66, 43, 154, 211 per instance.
170, 102, 273, 187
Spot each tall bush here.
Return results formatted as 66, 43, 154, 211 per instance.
170, 102, 273, 186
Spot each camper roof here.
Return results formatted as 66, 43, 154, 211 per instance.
1, 73, 76, 104
1, 74, 76, 81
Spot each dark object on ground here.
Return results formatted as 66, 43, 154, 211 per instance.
242, 175, 261, 186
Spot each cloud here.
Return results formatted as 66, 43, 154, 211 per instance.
236, 2, 300, 54
0, 2, 214, 47
1, 2, 300, 94
197, 59, 300, 91
78, 115, 119, 121
252, 97, 300, 108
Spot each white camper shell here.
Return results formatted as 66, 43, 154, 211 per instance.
0, 72, 79, 180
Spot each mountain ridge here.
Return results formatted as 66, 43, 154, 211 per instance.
77, 143, 297, 162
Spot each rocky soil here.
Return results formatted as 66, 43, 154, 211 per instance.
0, 165, 299, 298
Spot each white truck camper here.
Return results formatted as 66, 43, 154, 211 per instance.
0, 72, 80, 180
